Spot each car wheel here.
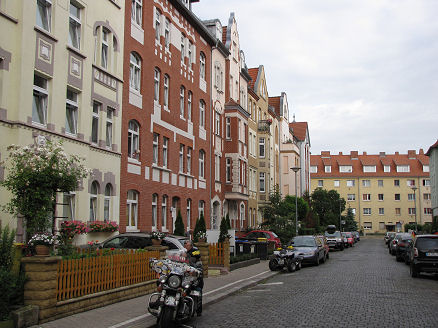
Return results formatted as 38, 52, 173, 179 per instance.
297, 262, 302, 270
410, 264, 419, 278
287, 260, 296, 272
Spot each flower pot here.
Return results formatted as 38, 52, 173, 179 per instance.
35, 245, 50, 256
198, 238, 206, 243
152, 239, 162, 246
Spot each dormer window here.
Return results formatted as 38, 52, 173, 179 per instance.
339, 165, 352, 173
363, 165, 376, 173
396, 165, 410, 173
384, 165, 391, 172
310, 166, 317, 173
423, 165, 429, 172
325, 165, 331, 173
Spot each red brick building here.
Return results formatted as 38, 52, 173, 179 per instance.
120, 0, 216, 234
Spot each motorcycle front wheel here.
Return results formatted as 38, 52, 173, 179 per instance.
269, 258, 279, 271
158, 306, 175, 328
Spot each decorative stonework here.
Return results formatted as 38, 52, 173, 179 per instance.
35, 30, 55, 76
0, 47, 12, 70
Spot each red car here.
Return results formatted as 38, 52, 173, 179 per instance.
240, 230, 282, 248
342, 232, 354, 247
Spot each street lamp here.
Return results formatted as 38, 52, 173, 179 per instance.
411, 185, 418, 232
291, 167, 301, 236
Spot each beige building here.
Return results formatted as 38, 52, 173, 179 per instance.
310, 150, 432, 233
0, 0, 124, 243
247, 88, 259, 228
426, 140, 438, 217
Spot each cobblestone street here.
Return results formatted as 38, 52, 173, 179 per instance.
195, 237, 438, 328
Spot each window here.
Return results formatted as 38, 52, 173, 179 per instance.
378, 180, 383, 187
63, 192, 76, 220
199, 100, 205, 128
395, 194, 400, 201
215, 155, 220, 181
363, 165, 376, 172
363, 208, 371, 215
188, 41, 193, 67
152, 133, 159, 165
226, 117, 231, 139
128, 120, 139, 159
127, 190, 138, 228
347, 180, 355, 187
384, 165, 391, 172
186, 199, 191, 230
379, 222, 385, 230
180, 86, 185, 117
408, 194, 415, 201
65, 89, 78, 135
310, 166, 317, 173
378, 194, 384, 201
397, 165, 410, 173
36, 0, 51, 32
240, 203, 245, 227
90, 181, 99, 221
164, 18, 170, 48
106, 108, 114, 148
423, 165, 430, 173
363, 194, 371, 201
408, 208, 416, 215
129, 52, 141, 91
325, 166, 331, 173
163, 74, 169, 108
334, 180, 340, 187
318, 180, 323, 187
407, 179, 415, 187
259, 137, 265, 158
395, 208, 401, 215
162, 195, 167, 228
131, 0, 142, 26
226, 158, 231, 183
179, 144, 184, 172
424, 208, 432, 215
259, 172, 265, 192
187, 91, 192, 121
104, 184, 112, 222
394, 179, 400, 187
379, 208, 384, 215
362, 180, 371, 187
151, 193, 157, 227
162, 137, 168, 168
68, 2, 81, 49
200, 52, 206, 80
215, 111, 220, 135
198, 200, 205, 219
154, 68, 160, 101
339, 165, 352, 173
180, 35, 185, 64
199, 150, 205, 179
32, 74, 48, 126
347, 194, 355, 201
101, 28, 109, 69
155, 10, 161, 40
423, 179, 430, 186
187, 147, 192, 174
424, 193, 431, 201
91, 101, 100, 144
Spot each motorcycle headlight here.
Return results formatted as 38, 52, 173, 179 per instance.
168, 275, 181, 288
159, 275, 167, 284
182, 278, 191, 289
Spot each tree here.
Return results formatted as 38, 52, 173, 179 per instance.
193, 211, 206, 242
174, 209, 185, 236
225, 213, 231, 230
218, 217, 231, 242
0, 141, 89, 236
310, 188, 345, 229
343, 207, 358, 231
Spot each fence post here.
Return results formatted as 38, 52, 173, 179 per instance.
145, 245, 168, 259
21, 256, 61, 323
223, 239, 230, 271
194, 241, 209, 278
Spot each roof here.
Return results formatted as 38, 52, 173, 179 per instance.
248, 68, 259, 90
268, 97, 281, 117
426, 139, 438, 156
310, 151, 429, 178
222, 26, 227, 45
289, 122, 308, 141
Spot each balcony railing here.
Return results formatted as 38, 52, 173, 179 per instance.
258, 120, 271, 132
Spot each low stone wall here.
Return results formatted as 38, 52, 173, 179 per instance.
230, 258, 260, 271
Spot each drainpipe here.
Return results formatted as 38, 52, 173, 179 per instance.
209, 44, 214, 231
357, 177, 361, 233
417, 176, 422, 225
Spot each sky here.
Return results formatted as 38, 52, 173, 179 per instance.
192, 0, 438, 155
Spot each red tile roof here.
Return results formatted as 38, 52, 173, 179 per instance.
426, 139, 438, 156
222, 26, 227, 45
336, 157, 353, 166
290, 122, 308, 141
248, 68, 259, 90
268, 97, 281, 116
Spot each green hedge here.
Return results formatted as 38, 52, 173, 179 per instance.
230, 253, 258, 264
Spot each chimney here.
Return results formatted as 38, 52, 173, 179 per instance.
379, 152, 386, 157
350, 151, 358, 159
363, 151, 367, 155
395, 152, 399, 155
321, 151, 331, 158
419, 149, 424, 155
339, 152, 343, 155
408, 150, 416, 159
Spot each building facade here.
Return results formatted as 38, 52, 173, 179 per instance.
426, 140, 438, 217
310, 150, 432, 233
0, 0, 124, 243
290, 120, 311, 195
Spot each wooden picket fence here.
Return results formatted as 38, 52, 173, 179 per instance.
57, 250, 160, 301
208, 242, 224, 266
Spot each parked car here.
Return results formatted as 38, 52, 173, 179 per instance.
386, 232, 397, 248
341, 232, 354, 248
240, 230, 282, 248
289, 235, 326, 265
324, 230, 344, 251
316, 235, 330, 260
409, 234, 438, 277
389, 233, 405, 255
395, 234, 413, 262
352, 231, 360, 242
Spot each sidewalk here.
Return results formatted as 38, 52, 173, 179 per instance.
31, 260, 277, 328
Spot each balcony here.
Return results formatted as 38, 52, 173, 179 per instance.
258, 120, 272, 133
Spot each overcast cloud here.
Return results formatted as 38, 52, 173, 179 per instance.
192, 0, 438, 155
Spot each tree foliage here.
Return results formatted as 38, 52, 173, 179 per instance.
218, 216, 231, 242
310, 188, 345, 229
193, 211, 207, 242
174, 209, 185, 236
343, 207, 358, 231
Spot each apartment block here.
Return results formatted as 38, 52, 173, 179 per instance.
426, 140, 438, 217
310, 150, 431, 233
0, 0, 124, 242
290, 120, 311, 195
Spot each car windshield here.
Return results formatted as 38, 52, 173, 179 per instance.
271, 232, 279, 238
416, 237, 438, 250
325, 231, 341, 237
290, 237, 316, 247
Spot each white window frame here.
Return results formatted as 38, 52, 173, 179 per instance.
188, 41, 193, 67
199, 100, 205, 128
378, 193, 384, 201
259, 137, 265, 158
226, 158, 231, 183
215, 111, 220, 135
151, 193, 157, 228
127, 190, 138, 229
200, 52, 206, 80
164, 18, 170, 49
153, 133, 159, 165
180, 35, 185, 64
89, 182, 99, 222
408, 193, 415, 201
162, 137, 168, 168
162, 195, 167, 228
339, 165, 352, 173
36, 0, 52, 32
240, 203, 245, 227
186, 199, 191, 230
155, 10, 161, 41
32, 74, 48, 126
187, 91, 192, 121
318, 180, 323, 187
215, 154, 220, 181
179, 144, 184, 172
163, 74, 169, 108
397, 165, 410, 173
363, 165, 376, 173
378, 180, 383, 187
325, 165, 331, 173
91, 101, 100, 144
198, 200, 205, 219
154, 68, 160, 101
65, 89, 78, 135
128, 121, 139, 159
68, 2, 81, 50
180, 86, 185, 117
407, 179, 415, 187
408, 208, 416, 215
384, 165, 391, 172
347, 180, 355, 187
362, 180, 371, 187
104, 184, 112, 222
131, 0, 142, 27
310, 166, 317, 173
334, 180, 340, 187
423, 179, 430, 186
130, 52, 141, 92
347, 194, 355, 201
363, 222, 372, 229
106, 107, 114, 148
423, 165, 430, 172
187, 147, 192, 174
226, 117, 231, 139
363, 194, 371, 201
101, 28, 109, 69
259, 172, 266, 192
363, 208, 371, 215
199, 150, 205, 179
63, 191, 76, 220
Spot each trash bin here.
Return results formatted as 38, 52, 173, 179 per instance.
255, 241, 268, 260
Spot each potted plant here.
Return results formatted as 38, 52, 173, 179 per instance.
151, 231, 165, 245
195, 231, 207, 243
28, 232, 55, 256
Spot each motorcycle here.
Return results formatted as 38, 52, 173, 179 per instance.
148, 257, 202, 328
269, 246, 303, 272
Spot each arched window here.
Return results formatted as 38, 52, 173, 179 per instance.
240, 203, 245, 228
199, 52, 206, 80
199, 150, 205, 179
104, 183, 113, 222
199, 100, 205, 128
152, 193, 158, 228
90, 181, 99, 221
127, 190, 138, 229
129, 52, 141, 92
198, 200, 205, 219
128, 120, 139, 159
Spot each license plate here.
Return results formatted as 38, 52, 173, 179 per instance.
165, 296, 176, 306
426, 253, 438, 256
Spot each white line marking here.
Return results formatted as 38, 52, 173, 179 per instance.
247, 289, 270, 292
261, 282, 283, 286
204, 270, 271, 296
108, 314, 150, 328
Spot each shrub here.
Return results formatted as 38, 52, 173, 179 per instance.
230, 253, 258, 264
193, 211, 207, 242
174, 210, 185, 236
28, 232, 55, 246
218, 217, 231, 243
